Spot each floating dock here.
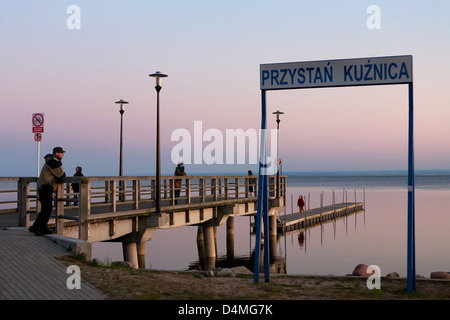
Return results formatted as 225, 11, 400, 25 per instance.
277, 202, 364, 233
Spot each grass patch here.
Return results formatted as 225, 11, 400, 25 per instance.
55, 256, 450, 300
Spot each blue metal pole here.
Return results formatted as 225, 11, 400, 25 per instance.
253, 163, 264, 283
407, 82, 416, 292
263, 171, 270, 282
254, 89, 267, 284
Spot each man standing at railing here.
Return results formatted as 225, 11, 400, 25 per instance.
174, 162, 186, 204
29, 147, 66, 236
71, 166, 84, 200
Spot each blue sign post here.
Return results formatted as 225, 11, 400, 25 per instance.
407, 82, 415, 292
253, 90, 270, 284
256, 55, 415, 292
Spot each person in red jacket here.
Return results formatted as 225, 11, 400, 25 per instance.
297, 195, 305, 214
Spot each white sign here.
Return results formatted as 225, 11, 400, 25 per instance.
260, 55, 412, 90
32, 113, 44, 133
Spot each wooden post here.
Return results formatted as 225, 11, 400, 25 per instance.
17, 178, 31, 227
55, 183, 65, 235
137, 179, 141, 201
110, 180, 116, 212
119, 179, 125, 202
212, 178, 217, 201
225, 178, 229, 199
200, 178, 205, 202
186, 178, 191, 204
133, 179, 138, 210
104, 180, 110, 203
151, 179, 156, 209
79, 178, 90, 240
170, 178, 174, 205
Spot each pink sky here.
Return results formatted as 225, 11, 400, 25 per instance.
1, 1, 449, 176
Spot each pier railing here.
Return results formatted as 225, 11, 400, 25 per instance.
0, 175, 287, 228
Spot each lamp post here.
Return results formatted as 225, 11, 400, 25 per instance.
115, 99, 129, 176
149, 71, 168, 214
115, 99, 129, 201
272, 110, 284, 198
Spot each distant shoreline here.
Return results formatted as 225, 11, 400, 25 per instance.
130, 169, 450, 177
284, 169, 450, 176
3, 169, 450, 179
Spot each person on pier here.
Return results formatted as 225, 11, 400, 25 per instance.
71, 166, 84, 200
29, 147, 66, 236
248, 170, 256, 197
297, 195, 305, 214
174, 162, 186, 203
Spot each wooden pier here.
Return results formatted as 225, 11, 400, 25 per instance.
0, 175, 286, 269
277, 202, 364, 233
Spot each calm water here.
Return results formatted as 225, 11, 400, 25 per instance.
91, 173, 450, 277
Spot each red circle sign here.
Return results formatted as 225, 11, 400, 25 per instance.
32, 113, 44, 127
34, 133, 42, 142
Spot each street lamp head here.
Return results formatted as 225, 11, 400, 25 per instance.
115, 99, 129, 113
149, 71, 168, 87
272, 110, 284, 121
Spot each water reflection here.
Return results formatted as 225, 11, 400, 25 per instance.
190, 232, 287, 274
91, 187, 450, 277
291, 208, 366, 253
185, 207, 365, 275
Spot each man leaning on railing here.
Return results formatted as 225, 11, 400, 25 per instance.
29, 146, 66, 236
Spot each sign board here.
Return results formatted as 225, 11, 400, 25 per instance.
34, 133, 42, 142
260, 55, 413, 90
32, 113, 44, 133
256, 55, 416, 292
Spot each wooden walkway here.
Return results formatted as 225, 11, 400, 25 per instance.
1, 175, 287, 241
277, 202, 364, 233
0, 227, 106, 300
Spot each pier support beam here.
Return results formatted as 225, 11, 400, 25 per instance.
269, 213, 277, 237
270, 235, 277, 260
122, 242, 138, 268
203, 225, 216, 269
196, 226, 206, 269
137, 242, 146, 269
226, 216, 235, 259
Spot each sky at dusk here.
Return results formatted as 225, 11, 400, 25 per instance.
1, 1, 449, 177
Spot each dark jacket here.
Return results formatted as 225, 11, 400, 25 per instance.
37, 154, 66, 191
72, 169, 84, 192
174, 166, 186, 188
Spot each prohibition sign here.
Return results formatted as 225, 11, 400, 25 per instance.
32, 113, 44, 127
34, 133, 42, 142
32, 113, 44, 133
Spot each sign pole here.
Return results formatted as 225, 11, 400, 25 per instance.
261, 90, 270, 283
37, 140, 40, 176
254, 89, 270, 284
407, 81, 416, 292
32, 113, 44, 177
